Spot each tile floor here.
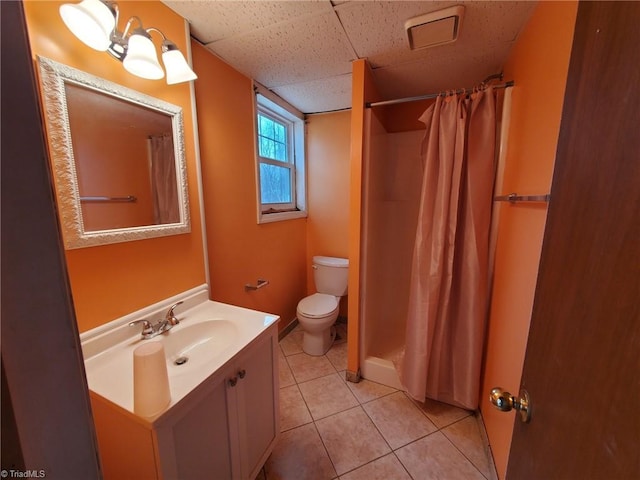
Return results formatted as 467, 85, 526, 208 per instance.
259, 322, 497, 480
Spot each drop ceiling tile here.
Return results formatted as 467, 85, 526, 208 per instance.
461, 1, 536, 44
335, 1, 455, 60
164, 0, 334, 43
372, 43, 511, 101
206, 11, 355, 87
164, 0, 536, 113
337, 1, 534, 68
272, 74, 353, 113
374, 36, 514, 75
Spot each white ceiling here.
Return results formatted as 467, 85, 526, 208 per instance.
163, 1, 536, 114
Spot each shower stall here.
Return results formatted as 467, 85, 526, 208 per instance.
358, 90, 511, 391
359, 107, 424, 388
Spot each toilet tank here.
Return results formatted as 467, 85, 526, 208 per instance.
313, 256, 349, 296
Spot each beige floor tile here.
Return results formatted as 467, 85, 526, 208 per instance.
280, 384, 312, 432
299, 373, 359, 420
280, 329, 304, 356
270, 329, 495, 480
279, 350, 296, 388
413, 397, 472, 429
264, 423, 336, 480
363, 391, 438, 449
395, 431, 485, 480
338, 454, 411, 480
287, 352, 336, 383
316, 406, 391, 476
326, 341, 348, 371
345, 378, 397, 404
442, 415, 493, 478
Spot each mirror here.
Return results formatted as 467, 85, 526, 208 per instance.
36, 56, 190, 249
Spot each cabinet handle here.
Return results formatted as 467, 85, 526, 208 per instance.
228, 376, 238, 387
238, 369, 246, 379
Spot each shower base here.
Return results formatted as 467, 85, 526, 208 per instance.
361, 354, 403, 390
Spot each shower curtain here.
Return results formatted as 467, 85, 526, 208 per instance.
400, 87, 496, 410
148, 134, 180, 224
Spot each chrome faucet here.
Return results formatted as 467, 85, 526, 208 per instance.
165, 301, 183, 327
129, 301, 184, 339
128, 319, 155, 339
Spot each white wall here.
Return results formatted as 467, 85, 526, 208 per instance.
361, 109, 423, 360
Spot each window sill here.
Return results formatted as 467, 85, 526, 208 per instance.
258, 209, 307, 224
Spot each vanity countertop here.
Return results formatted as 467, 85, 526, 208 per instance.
81, 285, 279, 422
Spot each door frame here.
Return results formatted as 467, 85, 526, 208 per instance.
1, 2, 101, 476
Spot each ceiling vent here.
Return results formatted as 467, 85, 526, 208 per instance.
405, 5, 465, 50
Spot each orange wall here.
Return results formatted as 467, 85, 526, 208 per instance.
376, 99, 433, 133
480, 2, 578, 478
191, 42, 307, 331
347, 59, 382, 375
305, 110, 351, 315
24, 1, 206, 332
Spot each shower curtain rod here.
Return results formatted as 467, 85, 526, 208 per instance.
366, 80, 514, 108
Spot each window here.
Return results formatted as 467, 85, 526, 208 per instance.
255, 86, 306, 223
257, 111, 292, 204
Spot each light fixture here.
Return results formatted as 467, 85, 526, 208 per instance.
59, 0, 115, 51
122, 27, 164, 80
59, 0, 197, 84
162, 41, 198, 85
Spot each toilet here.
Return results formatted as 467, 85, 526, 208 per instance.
296, 256, 349, 356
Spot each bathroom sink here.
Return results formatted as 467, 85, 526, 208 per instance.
81, 292, 280, 416
162, 319, 238, 372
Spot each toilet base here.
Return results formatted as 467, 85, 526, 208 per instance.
303, 326, 336, 356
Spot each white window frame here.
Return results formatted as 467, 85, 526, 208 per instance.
254, 84, 307, 224
257, 107, 296, 210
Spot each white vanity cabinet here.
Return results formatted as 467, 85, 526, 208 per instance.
155, 328, 279, 479
90, 324, 279, 480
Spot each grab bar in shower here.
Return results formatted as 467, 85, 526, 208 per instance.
80, 195, 137, 203
494, 193, 550, 204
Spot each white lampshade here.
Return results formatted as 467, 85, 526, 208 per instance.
59, 0, 115, 51
123, 33, 164, 80
162, 49, 198, 85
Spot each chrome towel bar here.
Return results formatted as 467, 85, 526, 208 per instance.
80, 195, 137, 203
494, 193, 550, 204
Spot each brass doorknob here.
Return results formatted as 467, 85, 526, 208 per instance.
489, 387, 531, 423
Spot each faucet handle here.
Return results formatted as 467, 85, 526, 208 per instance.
129, 319, 154, 337
166, 301, 184, 326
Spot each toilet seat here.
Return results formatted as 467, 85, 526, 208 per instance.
297, 293, 338, 319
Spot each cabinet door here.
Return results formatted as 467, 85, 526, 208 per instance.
234, 331, 279, 479
155, 372, 234, 480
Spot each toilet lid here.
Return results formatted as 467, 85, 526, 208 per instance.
298, 293, 339, 318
